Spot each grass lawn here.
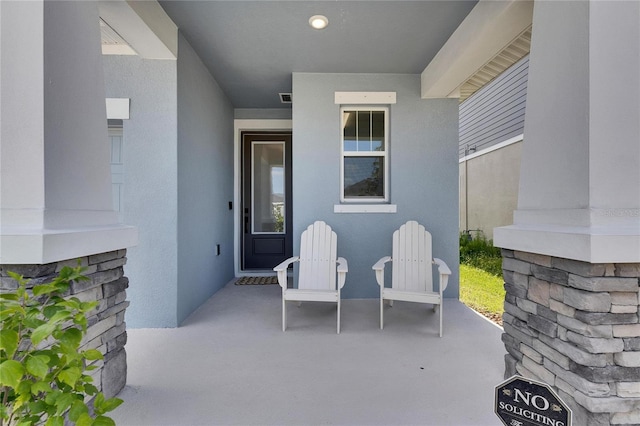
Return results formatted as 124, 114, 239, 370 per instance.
459, 264, 505, 325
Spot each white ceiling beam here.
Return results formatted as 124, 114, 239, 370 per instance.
98, 0, 177, 59
421, 0, 533, 99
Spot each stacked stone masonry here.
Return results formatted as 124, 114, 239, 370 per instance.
502, 249, 640, 425
0, 250, 129, 399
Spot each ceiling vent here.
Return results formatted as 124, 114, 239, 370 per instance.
279, 93, 292, 104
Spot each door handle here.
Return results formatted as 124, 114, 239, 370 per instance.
244, 216, 249, 234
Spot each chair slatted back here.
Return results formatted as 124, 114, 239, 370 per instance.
298, 221, 338, 290
391, 221, 434, 293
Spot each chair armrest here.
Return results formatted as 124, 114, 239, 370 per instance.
274, 256, 299, 289
372, 256, 392, 287
337, 257, 348, 289
433, 258, 451, 293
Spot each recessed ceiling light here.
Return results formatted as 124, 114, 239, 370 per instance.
309, 15, 328, 30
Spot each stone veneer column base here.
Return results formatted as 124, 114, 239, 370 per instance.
501, 249, 640, 426
0, 250, 129, 399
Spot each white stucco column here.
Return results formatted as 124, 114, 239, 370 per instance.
494, 0, 640, 263
0, 1, 137, 264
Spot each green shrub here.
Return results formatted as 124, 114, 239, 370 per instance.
0, 265, 123, 426
460, 232, 503, 276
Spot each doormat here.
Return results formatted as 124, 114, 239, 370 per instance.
235, 276, 279, 285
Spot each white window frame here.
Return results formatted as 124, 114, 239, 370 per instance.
340, 106, 389, 203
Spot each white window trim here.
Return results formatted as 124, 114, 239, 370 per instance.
339, 106, 389, 203
333, 204, 397, 213
334, 91, 397, 104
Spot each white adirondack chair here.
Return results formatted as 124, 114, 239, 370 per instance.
372, 220, 452, 337
274, 221, 348, 333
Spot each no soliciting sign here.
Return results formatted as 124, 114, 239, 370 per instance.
495, 375, 571, 426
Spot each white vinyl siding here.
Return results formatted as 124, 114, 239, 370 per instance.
459, 55, 529, 157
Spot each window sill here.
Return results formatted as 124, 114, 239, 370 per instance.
333, 204, 397, 213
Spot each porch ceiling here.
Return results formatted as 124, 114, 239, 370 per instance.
151, 1, 478, 109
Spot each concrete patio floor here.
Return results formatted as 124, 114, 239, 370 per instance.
111, 280, 506, 425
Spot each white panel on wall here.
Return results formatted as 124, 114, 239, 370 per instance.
109, 127, 124, 222
106, 98, 131, 119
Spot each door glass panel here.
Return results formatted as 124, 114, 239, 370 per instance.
252, 142, 285, 233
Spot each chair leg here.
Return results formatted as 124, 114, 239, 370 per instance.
282, 297, 287, 332
439, 301, 443, 338
380, 296, 384, 330
337, 299, 341, 334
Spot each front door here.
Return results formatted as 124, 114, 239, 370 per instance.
242, 132, 292, 270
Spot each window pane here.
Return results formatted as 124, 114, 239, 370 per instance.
371, 111, 385, 151
343, 111, 357, 137
357, 140, 372, 151
357, 111, 371, 140
344, 140, 358, 151
343, 156, 384, 198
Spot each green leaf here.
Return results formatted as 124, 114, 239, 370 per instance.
23, 315, 45, 330
28, 399, 48, 414
0, 292, 19, 300
16, 379, 32, 396
45, 415, 65, 426
33, 284, 58, 297
94, 392, 105, 406
58, 367, 81, 388
0, 304, 24, 319
43, 305, 63, 319
61, 340, 83, 357
31, 380, 53, 395
93, 415, 116, 426
83, 349, 103, 361
7, 271, 24, 282
0, 329, 19, 358
26, 355, 50, 379
75, 413, 94, 426
54, 392, 76, 415
100, 397, 124, 413
80, 301, 99, 312
60, 327, 82, 347
0, 359, 25, 388
49, 310, 72, 325
68, 399, 89, 422
45, 389, 61, 405
31, 322, 56, 346
84, 383, 99, 396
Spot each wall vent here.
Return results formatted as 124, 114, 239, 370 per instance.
279, 93, 292, 104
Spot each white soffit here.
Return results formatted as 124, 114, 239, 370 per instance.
98, 0, 177, 60
100, 19, 137, 55
459, 27, 531, 102
421, 0, 533, 99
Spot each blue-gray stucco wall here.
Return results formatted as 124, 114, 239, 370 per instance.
103, 34, 235, 327
177, 33, 235, 325
292, 73, 459, 299
103, 55, 179, 327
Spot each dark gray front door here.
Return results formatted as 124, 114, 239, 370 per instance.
242, 132, 292, 270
